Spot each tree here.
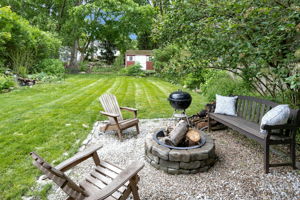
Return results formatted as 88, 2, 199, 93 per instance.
0, 6, 61, 74
63, 0, 155, 65
152, 0, 300, 105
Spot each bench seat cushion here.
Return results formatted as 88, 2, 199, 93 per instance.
209, 113, 265, 140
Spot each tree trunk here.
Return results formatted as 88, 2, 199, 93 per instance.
70, 40, 79, 68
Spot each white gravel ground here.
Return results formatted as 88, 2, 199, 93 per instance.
44, 118, 300, 200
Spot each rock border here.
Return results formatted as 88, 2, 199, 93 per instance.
145, 131, 216, 174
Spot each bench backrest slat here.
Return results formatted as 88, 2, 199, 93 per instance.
242, 99, 248, 119
254, 103, 261, 123
237, 98, 244, 117
250, 101, 257, 122
236, 95, 299, 125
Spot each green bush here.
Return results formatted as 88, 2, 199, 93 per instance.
90, 61, 121, 73
0, 7, 61, 74
183, 73, 203, 89
153, 44, 179, 73
119, 64, 145, 76
27, 72, 63, 82
37, 59, 65, 75
201, 70, 250, 101
113, 54, 125, 69
144, 70, 156, 76
79, 61, 89, 72
0, 75, 16, 91
0, 61, 6, 74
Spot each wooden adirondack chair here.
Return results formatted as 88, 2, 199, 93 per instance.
30, 144, 144, 200
99, 94, 140, 140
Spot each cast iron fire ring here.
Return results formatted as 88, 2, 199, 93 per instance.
153, 129, 206, 150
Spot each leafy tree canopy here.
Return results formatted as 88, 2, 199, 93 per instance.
153, 0, 300, 105
0, 6, 61, 73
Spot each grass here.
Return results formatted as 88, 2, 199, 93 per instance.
0, 74, 207, 199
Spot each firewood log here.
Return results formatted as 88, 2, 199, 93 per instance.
196, 122, 208, 129
165, 120, 188, 146
186, 129, 201, 146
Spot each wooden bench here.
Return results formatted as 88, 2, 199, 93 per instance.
208, 95, 300, 173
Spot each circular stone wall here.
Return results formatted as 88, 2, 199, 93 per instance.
144, 131, 216, 174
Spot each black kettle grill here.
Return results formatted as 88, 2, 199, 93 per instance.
168, 90, 192, 111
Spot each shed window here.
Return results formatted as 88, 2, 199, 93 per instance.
127, 56, 134, 61
146, 56, 152, 62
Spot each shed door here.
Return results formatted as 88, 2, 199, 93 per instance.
135, 55, 147, 70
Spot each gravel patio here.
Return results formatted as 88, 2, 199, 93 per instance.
44, 118, 300, 200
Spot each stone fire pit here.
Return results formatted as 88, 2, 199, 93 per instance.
145, 129, 216, 174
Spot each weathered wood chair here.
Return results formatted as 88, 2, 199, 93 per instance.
30, 144, 144, 200
99, 94, 140, 140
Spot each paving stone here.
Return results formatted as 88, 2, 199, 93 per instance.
200, 142, 214, 154
178, 169, 191, 174
169, 149, 190, 162
180, 161, 201, 169
150, 160, 160, 169
208, 145, 216, 157
145, 155, 152, 164
167, 168, 180, 175
160, 166, 168, 173
190, 166, 209, 174
188, 149, 209, 161
147, 153, 160, 164
160, 159, 180, 169
145, 137, 156, 152
152, 144, 170, 160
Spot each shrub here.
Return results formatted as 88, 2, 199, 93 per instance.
27, 72, 63, 82
183, 73, 203, 89
0, 7, 61, 74
119, 64, 145, 76
0, 75, 16, 91
144, 70, 156, 76
37, 59, 65, 75
113, 54, 125, 69
0, 60, 6, 73
79, 61, 89, 72
17, 66, 28, 77
153, 44, 179, 73
201, 70, 250, 101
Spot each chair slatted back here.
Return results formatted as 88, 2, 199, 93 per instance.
99, 94, 123, 123
30, 152, 88, 200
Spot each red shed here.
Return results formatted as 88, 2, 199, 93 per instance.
125, 50, 153, 70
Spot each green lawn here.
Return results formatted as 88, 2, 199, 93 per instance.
0, 74, 206, 199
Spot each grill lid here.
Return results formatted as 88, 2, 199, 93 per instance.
168, 90, 192, 101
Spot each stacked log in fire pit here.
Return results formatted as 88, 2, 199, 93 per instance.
159, 120, 202, 147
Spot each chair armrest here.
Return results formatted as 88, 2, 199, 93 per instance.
56, 144, 103, 172
120, 107, 138, 118
87, 161, 144, 200
100, 111, 119, 118
261, 124, 300, 131
120, 107, 138, 112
